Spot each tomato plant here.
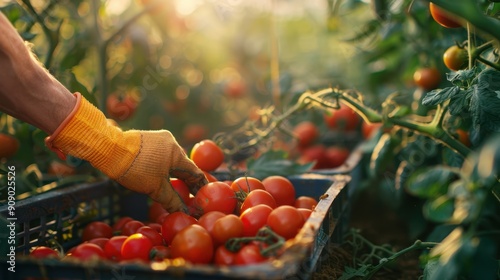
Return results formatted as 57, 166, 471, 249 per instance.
324, 104, 361, 131
413, 67, 441, 90
190, 140, 225, 172
193, 181, 237, 215
170, 224, 214, 264
361, 121, 383, 140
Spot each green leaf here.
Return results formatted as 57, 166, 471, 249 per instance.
369, 132, 400, 177
422, 87, 459, 106
423, 195, 455, 223
448, 87, 472, 115
246, 150, 313, 180
338, 264, 371, 280
406, 166, 457, 198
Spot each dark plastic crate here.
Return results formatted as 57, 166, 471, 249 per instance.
0, 173, 354, 280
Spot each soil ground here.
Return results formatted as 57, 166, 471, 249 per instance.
311, 189, 422, 280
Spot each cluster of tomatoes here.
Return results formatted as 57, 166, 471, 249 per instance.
28, 139, 318, 266
292, 104, 382, 170
29, 174, 318, 266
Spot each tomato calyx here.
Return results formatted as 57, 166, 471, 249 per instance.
225, 226, 284, 258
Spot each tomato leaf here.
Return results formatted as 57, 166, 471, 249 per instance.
423, 195, 455, 223
406, 166, 457, 198
246, 150, 313, 180
422, 87, 459, 106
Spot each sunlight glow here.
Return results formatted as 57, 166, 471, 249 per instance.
105, 0, 131, 16
174, 0, 203, 16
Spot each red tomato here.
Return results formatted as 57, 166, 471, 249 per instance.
71, 243, 106, 261
267, 206, 305, 240
212, 214, 244, 246
198, 211, 226, 236
239, 204, 273, 237
156, 212, 170, 225
443, 45, 468, 71
121, 233, 153, 262
262, 176, 296, 206
456, 129, 471, 147
112, 217, 134, 234
214, 245, 236, 266
136, 226, 164, 246
193, 181, 237, 215
182, 123, 208, 145
146, 222, 162, 233
170, 178, 191, 203
88, 237, 110, 249
298, 144, 328, 169
121, 220, 145, 236
324, 104, 361, 131
103, 235, 128, 261
234, 243, 267, 265
81, 221, 113, 242
170, 224, 214, 264
224, 80, 247, 99
240, 189, 277, 213
148, 201, 168, 223
293, 121, 319, 147
106, 94, 138, 121
361, 121, 383, 139
324, 146, 350, 168
190, 140, 225, 172
30, 246, 59, 259
413, 67, 441, 90
297, 208, 313, 220
204, 171, 219, 182
150, 245, 171, 261
294, 196, 318, 210
161, 212, 198, 245
429, 3, 462, 28
230, 177, 265, 193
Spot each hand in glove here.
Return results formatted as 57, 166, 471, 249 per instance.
45, 93, 208, 213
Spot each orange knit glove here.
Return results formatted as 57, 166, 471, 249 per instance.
45, 93, 208, 213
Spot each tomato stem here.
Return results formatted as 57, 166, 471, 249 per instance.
225, 226, 285, 257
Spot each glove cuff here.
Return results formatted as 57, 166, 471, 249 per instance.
45, 93, 140, 179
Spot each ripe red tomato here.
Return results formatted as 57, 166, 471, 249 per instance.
267, 205, 305, 240
443, 46, 468, 71
298, 144, 328, 169
0, 133, 19, 159
156, 212, 170, 224
361, 121, 383, 139
146, 222, 162, 233
170, 178, 191, 203
203, 171, 219, 182
193, 181, 237, 215
240, 189, 277, 213
413, 67, 441, 90
112, 217, 134, 234
88, 237, 110, 249
148, 201, 168, 223
294, 196, 318, 210
161, 211, 198, 245
71, 243, 106, 261
233, 243, 267, 265
324, 146, 350, 168
429, 3, 462, 28
170, 224, 214, 264
239, 204, 273, 237
190, 140, 225, 172
103, 235, 128, 261
81, 221, 113, 242
211, 214, 244, 246
150, 245, 171, 261
297, 208, 313, 220
106, 94, 138, 121
198, 211, 226, 236
230, 177, 265, 193
224, 80, 247, 99
182, 123, 208, 145
121, 220, 145, 236
121, 233, 153, 262
214, 245, 236, 266
455, 129, 471, 147
136, 226, 164, 246
30, 246, 59, 259
262, 176, 296, 206
324, 104, 361, 131
293, 121, 319, 147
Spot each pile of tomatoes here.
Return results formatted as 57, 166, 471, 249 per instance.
29, 174, 318, 266
28, 139, 319, 267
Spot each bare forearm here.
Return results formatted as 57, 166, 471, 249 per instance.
0, 12, 75, 134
